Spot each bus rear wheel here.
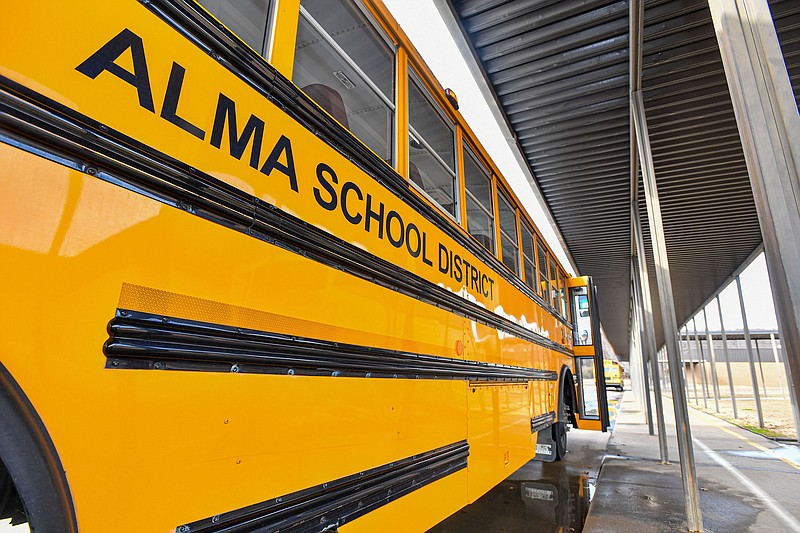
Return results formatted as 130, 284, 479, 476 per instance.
552, 394, 568, 461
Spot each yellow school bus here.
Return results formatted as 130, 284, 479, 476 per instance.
604, 360, 624, 391
0, 0, 609, 530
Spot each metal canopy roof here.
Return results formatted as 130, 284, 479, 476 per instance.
446, 0, 800, 358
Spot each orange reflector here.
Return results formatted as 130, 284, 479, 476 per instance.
445, 88, 459, 110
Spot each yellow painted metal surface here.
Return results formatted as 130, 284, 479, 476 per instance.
0, 0, 593, 529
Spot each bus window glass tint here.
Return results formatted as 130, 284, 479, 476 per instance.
497, 190, 519, 275
408, 76, 457, 218
537, 239, 549, 300
521, 223, 536, 292
293, 0, 395, 164
197, 0, 272, 54
549, 258, 560, 314
463, 144, 494, 252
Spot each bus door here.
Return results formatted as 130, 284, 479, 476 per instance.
567, 276, 610, 431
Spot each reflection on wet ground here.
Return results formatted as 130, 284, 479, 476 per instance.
431, 391, 622, 532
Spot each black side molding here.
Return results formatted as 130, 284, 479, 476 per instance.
176, 440, 469, 532
104, 310, 558, 382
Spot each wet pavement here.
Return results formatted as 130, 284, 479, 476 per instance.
431, 391, 623, 532
584, 392, 800, 533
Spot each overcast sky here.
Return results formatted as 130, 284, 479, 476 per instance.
382, 0, 779, 336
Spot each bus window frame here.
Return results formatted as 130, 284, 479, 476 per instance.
496, 186, 520, 276
462, 141, 496, 254
295, 1, 397, 165
520, 221, 537, 293
407, 68, 460, 223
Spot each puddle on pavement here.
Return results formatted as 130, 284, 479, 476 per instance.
430, 461, 596, 532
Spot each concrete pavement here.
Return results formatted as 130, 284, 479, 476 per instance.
584, 392, 800, 532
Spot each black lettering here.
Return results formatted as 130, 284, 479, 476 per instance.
341, 182, 363, 224
422, 232, 433, 266
406, 223, 422, 258
210, 93, 264, 167
481, 274, 489, 297
364, 194, 385, 239
454, 255, 463, 283
260, 135, 298, 192
386, 211, 404, 248
161, 62, 205, 140
313, 163, 338, 211
76, 29, 155, 112
487, 278, 495, 300
470, 265, 479, 291
438, 243, 449, 274
459, 257, 469, 284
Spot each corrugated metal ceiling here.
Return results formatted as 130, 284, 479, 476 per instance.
448, 0, 800, 357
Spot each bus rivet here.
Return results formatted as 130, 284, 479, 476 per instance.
154, 362, 164, 370
231, 364, 239, 373
111, 360, 119, 367
224, 419, 229, 424
236, 459, 241, 464
86, 167, 97, 176
276, 497, 282, 503
177, 526, 190, 533
212, 515, 220, 524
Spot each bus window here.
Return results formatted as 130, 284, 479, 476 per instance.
571, 287, 592, 345
463, 144, 494, 253
559, 270, 568, 320
549, 258, 560, 314
537, 239, 549, 299
521, 222, 536, 292
197, 0, 273, 55
408, 74, 458, 219
497, 190, 519, 275
293, 0, 395, 164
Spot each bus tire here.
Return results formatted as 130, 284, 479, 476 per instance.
553, 383, 568, 461
0, 362, 77, 532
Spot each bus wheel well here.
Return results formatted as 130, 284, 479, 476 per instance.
0, 361, 77, 532
560, 367, 579, 428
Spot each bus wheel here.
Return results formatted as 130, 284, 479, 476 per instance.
552, 395, 568, 461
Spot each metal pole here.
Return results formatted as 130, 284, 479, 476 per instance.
632, 235, 668, 460
632, 256, 663, 445
717, 296, 738, 418
707, 0, 800, 445
632, 270, 655, 435
736, 275, 764, 428
693, 318, 709, 408
632, 90, 703, 532
754, 339, 767, 397
686, 325, 699, 404
703, 308, 721, 412
770, 333, 787, 400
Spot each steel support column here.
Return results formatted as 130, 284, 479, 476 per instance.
703, 308, 721, 412
632, 90, 703, 532
708, 0, 800, 441
736, 275, 764, 428
717, 296, 738, 419
632, 268, 655, 434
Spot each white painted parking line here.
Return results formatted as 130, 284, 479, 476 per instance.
694, 437, 800, 532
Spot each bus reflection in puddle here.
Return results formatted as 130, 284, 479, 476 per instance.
431, 464, 595, 532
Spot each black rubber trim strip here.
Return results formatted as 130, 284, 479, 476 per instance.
0, 81, 573, 359
175, 440, 469, 532
104, 310, 558, 382
138, 0, 572, 332
530, 411, 556, 434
